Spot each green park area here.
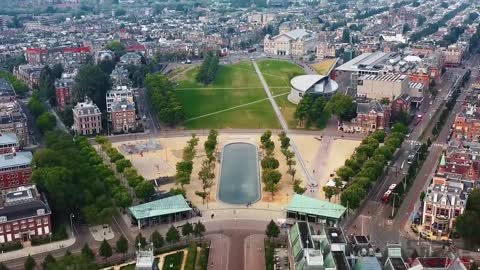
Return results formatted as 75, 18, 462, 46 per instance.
174, 61, 280, 129
162, 251, 184, 270
256, 60, 307, 129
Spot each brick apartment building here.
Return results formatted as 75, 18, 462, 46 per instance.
55, 77, 73, 111
111, 100, 136, 133
453, 102, 480, 142
25, 48, 48, 65
352, 100, 390, 133
0, 185, 52, 244
72, 99, 102, 136
0, 150, 33, 191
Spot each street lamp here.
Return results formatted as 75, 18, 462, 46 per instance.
391, 193, 398, 218
70, 213, 75, 237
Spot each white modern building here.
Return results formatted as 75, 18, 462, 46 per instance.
288, 75, 338, 104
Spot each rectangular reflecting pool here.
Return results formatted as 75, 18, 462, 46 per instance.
218, 143, 260, 205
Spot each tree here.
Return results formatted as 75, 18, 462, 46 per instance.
466, 189, 480, 213
0, 263, 8, 270
325, 93, 356, 121
98, 59, 116, 74
293, 179, 306, 194
262, 169, 282, 197
402, 24, 411, 34
261, 156, 280, 170
24, 255, 36, 270
420, 191, 426, 202
323, 186, 337, 202
166, 225, 180, 243
114, 191, 132, 210
81, 243, 95, 260
150, 230, 164, 249
145, 73, 184, 126
105, 40, 126, 60
342, 28, 350, 43
28, 95, 46, 118
72, 65, 112, 110
265, 220, 280, 239
51, 63, 64, 79
39, 65, 56, 104
455, 211, 480, 246
340, 185, 367, 209
135, 233, 147, 248
336, 166, 355, 181
36, 112, 57, 134
135, 181, 155, 201
392, 123, 409, 135
116, 236, 128, 255
43, 254, 56, 270
115, 158, 132, 173
193, 221, 206, 238
182, 222, 194, 238
99, 239, 113, 260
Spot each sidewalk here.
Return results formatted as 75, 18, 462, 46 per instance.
0, 237, 76, 261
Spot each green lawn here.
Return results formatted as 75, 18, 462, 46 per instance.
162, 251, 184, 270
175, 61, 280, 129
120, 264, 135, 270
257, 60, 305, 90
185, 99, 280, 129
257, 60, 305, 128
177, 62, 262, 89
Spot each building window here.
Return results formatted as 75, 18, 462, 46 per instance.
36, 219, 42, 226
5, 224, 10, 232
43, 217, 48, 224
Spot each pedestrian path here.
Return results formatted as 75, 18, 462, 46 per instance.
0, 237, 76, 262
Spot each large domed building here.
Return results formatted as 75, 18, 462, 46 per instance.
287, 74, 338, 104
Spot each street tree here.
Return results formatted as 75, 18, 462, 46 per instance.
105, 41, 126, 60
116, 236, 129, 256
325, 93, 356, 121
36, 112, 56, 134
72, 65, 112, 110
99, 239, 113, 260
24, 255, 36, 270
151, 230, 164, 249
266, 220, 280, 239
43, 254, 56, 270
193, 221, 206, 238
182, 222, 194, 238
340, 185, 367, 209
293, 179, 306, 194
455, 210, 480, 246
261, 156, 280, 170
323, 186, 337, 202
81, 243, 95, 260
336, 166, 355, 181
262, 169, 282, 198
166, 225, 180, 243
135, 181, 155, 201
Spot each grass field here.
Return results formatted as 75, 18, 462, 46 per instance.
175, 61, 280, 129
162, 251, 184, 270
177, 62, 262, 89
257, 60, 304, 92
257, 60, 305, 128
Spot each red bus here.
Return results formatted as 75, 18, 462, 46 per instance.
382, 190, 393, 203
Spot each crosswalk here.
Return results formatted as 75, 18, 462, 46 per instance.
404, 140, 446, 148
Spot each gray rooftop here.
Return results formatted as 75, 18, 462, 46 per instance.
0, 151, 33, 170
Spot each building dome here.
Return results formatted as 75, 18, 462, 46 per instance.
288, 74, 338, 104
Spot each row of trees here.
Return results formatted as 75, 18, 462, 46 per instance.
196, 52, 220, 85
33, 131, 121, 225
0, 70, 28, 96
196, 130, 218, 205
294, 93, 357, 128
38, 64, 63, 105
338, 125, 408, 209
438, 26, 466, 48
410, 3, 468, 43
432, 73, 463, 137
145, 73, 185, 126
27, 94, 57, 134
260, 131, 282, 198
469, 24, 480, 53
172, 134, 200, 195
96, 136, 153, 203
278, 131, 305, 194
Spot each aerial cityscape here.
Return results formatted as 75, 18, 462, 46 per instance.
0, 0, 479, 269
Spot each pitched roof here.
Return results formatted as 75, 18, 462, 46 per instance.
129, 195, 192, 220
287, 194, 346, 219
